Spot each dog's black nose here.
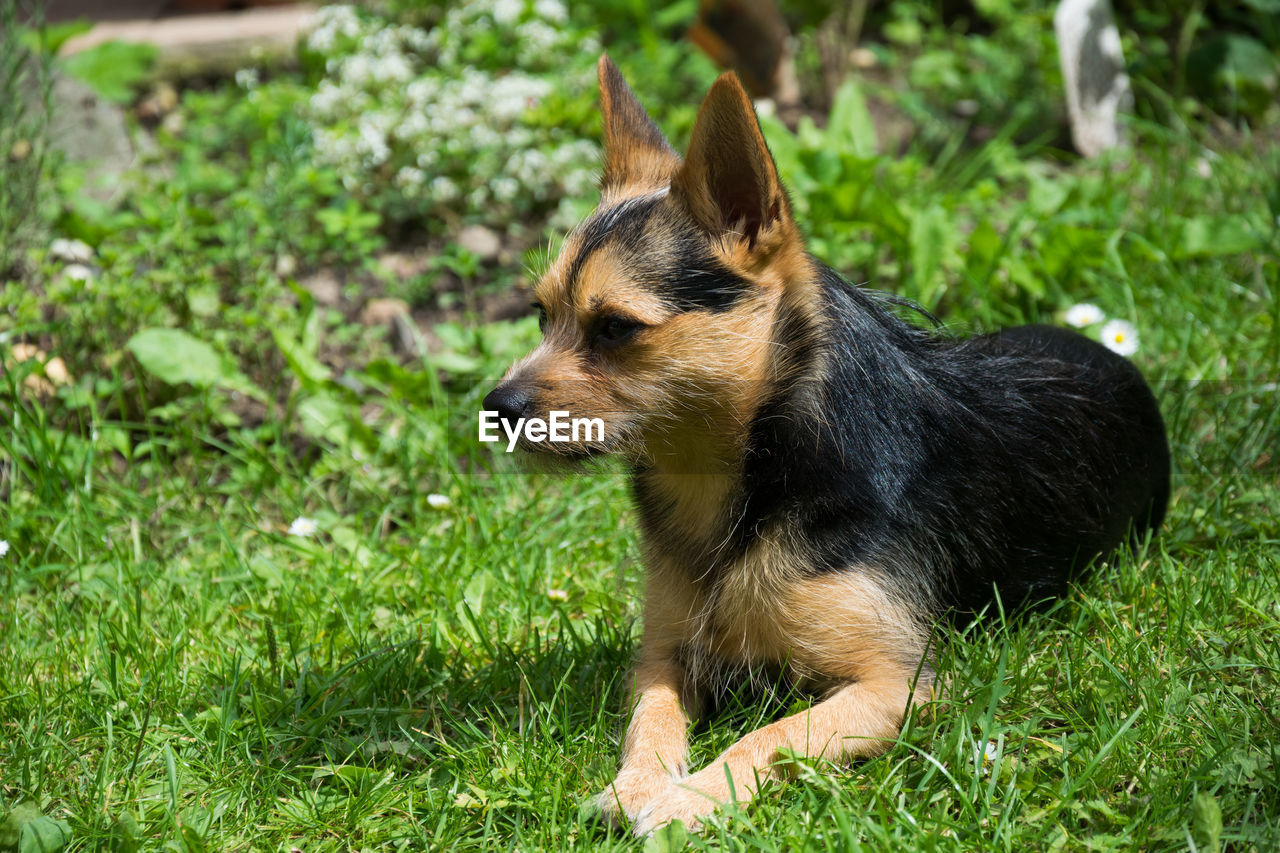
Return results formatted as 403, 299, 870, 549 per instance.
483, 383, 531, 425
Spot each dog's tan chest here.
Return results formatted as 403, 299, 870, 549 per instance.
651, 531, 927, 686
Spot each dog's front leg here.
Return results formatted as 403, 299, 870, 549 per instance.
593, 648, 692, 825
632, 668, 929, 835
594, 569, 700, 826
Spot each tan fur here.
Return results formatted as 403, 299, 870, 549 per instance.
514, 222, 781, 464
501, 60, 934, 834
631, 675, 928, 834
598, 55, 681, 194
598, 543, 932, 832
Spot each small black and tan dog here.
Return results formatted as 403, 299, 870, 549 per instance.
483, 56, 1169, 834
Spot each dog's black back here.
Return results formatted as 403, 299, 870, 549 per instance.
735, 262, 1170, 616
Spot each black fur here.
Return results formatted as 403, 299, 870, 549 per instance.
637, 260, 1170, 617
567, 196, 753, 313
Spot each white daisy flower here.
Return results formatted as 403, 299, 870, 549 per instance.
0, 540, 10, 557
427, 493, 451, 509
978, 740, 999, 776
288, 517, 319, 537
547, 587, 569, 603
1100, 319, 1139, 356
1064, 303, 1105, 328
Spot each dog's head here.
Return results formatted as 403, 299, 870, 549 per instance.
483, 55, 813, 469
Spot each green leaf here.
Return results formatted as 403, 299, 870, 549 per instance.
1192, 792, 1222, 853
126, 328, 266, 400
294, 394, 351, 446
126, 328, 225, 387
967, 220, 1003, 273
463, 570, 491, 616
1, 804, 72, 853
642, 818, 688, 853
1173, 216, 1264, 259
330, 525, 374, 567
1187, 34, 1279, 115
273, 328, 331, 389
1, 802, 28, 849
826, 78, 877, 158
60, 40, 157, 104
1027, 177, 1069, 217
19, 817, 71, 853
909, 203, 953, 307
186, 287, 220, 318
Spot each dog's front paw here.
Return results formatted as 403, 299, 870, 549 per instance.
590, 767, 679, 827
631, 780, 724, 837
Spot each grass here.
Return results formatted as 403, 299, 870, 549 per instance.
3, 8, 1280, 852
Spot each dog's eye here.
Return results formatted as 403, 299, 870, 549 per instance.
532, 302, 547, 332
596, 315, 642, 346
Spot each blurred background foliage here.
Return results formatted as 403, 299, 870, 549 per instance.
2, 0, 1277, 483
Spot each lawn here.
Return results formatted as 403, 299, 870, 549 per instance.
2, 1, 1278, 850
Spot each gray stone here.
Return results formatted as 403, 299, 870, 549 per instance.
20, 59, 135, 203
456, 224, 502, 262
300, 268, 342, 306
360, 297, 411, 327
360, 298, 418, 356
1055, 0, 1132, 157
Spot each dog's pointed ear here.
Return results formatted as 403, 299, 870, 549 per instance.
598, 54, 679, 189
673, 72, 792, 247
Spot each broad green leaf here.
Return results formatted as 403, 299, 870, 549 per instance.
186, 287, 220, 318
61, 40, 157, 104
107, 814, 140, 853
1, 803, 72, 853
273, 328, 331, 388
643, 818, 688, 853
429, 351, 482, 376
1, 803, 28, 849
1173, 216, 1264, 259
1005, 256, 1045, 298
1192, 792, 1223, 853
463, 569, 491, 616
19, 816, 71, 853
827, 78, 877, 158
1027, 177, 1069, 217
126, 328, 225, 387
330, 525, 374, 567
126, 328, 266, 400
294, 393, 351, 446
1187, 33, 1279, 115
909, 203, 953, 307
967, 220, 1003, 272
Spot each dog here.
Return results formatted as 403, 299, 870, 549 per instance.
481, 55, 1170, 835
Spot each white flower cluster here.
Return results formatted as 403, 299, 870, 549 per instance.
302, 1, 600, 227
305, 4, 363, 54
426, 0, 577, 70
